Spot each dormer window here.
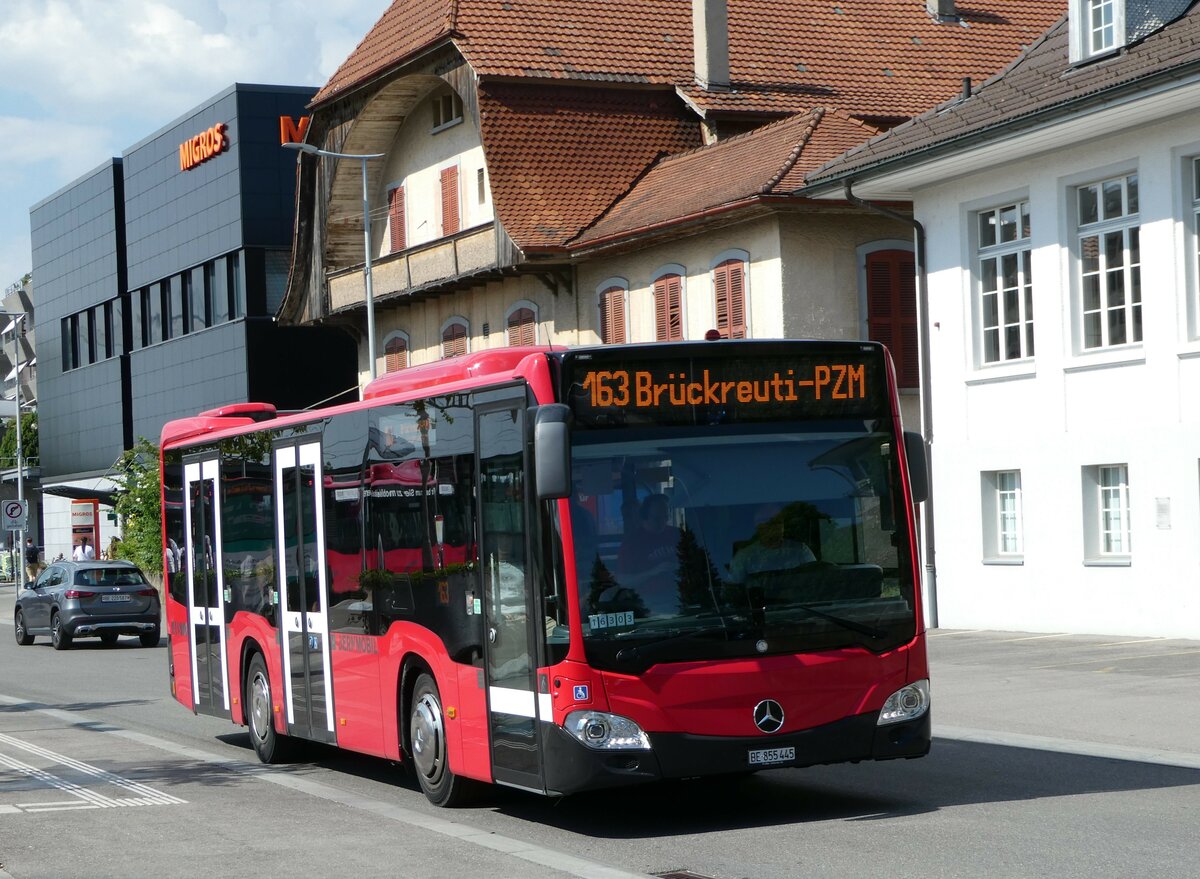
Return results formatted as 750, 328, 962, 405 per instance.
431, 92, 463, 133
1071, 0, 1124, 62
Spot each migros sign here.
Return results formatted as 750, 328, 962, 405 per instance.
179, 122, 228, 171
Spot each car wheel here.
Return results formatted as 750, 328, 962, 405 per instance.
139, 627, 160, 648
14, 609, 34, 646
410, 672, 476, 807
51, 612, 73, 651
100, 632, 119, 646
246, 654, 297, 763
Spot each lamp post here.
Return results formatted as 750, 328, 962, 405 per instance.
1, 312, 26, 587
283, 142, 386, 381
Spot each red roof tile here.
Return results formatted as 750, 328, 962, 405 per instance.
317, 0, 1063, 119
573, 109, 879, 247
476, 83, 702, 250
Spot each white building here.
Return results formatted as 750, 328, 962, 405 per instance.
806, 3, 1200, 638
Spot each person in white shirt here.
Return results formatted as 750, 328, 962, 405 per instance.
73, 536, 96, 561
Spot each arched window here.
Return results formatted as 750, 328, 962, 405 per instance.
506, 302, 537, 346
653, 272, 684, 341
441, 319, 469, 359
598, 282, 627, 345
384, 332, 409, 372
865, 249, 918, 388
713, 258, 747, 339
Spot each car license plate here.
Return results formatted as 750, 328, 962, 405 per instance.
748, 746, 795, 766
101, 594, 132, 603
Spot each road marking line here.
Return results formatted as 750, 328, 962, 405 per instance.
1031, 648, 1200, 669
937, 724, 1200, 770
0, 694, 650, 879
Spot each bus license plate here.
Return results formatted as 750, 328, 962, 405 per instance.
101, 594, 132, 602
748, 746, 795, 766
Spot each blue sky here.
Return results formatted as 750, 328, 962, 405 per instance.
0, 0, 391, 296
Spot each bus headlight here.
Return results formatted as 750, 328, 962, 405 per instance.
877, 679, 930, 725
564, 710, 652, 750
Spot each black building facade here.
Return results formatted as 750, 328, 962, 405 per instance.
30, 83, 356, 558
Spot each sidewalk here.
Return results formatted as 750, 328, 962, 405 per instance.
928, 628, 1200, 766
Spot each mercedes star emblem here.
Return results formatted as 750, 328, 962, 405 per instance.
753, 699, 785, 734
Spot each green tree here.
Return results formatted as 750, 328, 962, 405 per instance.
0, 411, 38, 469
110, 437, 163, 575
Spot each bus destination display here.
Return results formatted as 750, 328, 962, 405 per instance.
564, 349, 887, 427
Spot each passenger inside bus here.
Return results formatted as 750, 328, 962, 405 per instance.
726, 502, 817, 584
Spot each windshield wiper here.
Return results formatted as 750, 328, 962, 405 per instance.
614, 622, 740, 665
773, 603, 887, 640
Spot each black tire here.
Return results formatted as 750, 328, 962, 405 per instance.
14, 609, 34, 646
51, 612, 72, 651
100, 632, 119, 646
246, 654, 297, 763
139, 627, 160, 648
409, 672, 476, 807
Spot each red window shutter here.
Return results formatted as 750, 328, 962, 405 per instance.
654, 274, 683, 341
714, 260, 747, 339
440, 166, 460, 236
865, 250, 918, 388
600, 286, 626, 345
442, 322, 467, 358
507, 307, 536, 346
384, 337, 408, 373
388, 186, 406, 252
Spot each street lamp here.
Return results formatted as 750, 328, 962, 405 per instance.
283, 142, 386, 380
1, 312, 27, 587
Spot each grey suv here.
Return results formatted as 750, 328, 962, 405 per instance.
14, 560, 161, 650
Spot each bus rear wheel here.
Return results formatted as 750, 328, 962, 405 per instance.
409, 672, 475, 807
246, 654, 297, 763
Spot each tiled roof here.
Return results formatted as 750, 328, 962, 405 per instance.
314, 0, 455, 105
476, 83, 702, 250
806, 8, 1200, 186
315, 0, 1063, 118
574, 109, 880, 247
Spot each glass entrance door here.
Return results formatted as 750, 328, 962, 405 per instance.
477, 402, 543, 792
183, 458, 230, 718
273, 441, 335, 743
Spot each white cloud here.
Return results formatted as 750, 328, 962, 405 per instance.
0, 0, 390, 288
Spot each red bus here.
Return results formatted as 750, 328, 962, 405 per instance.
161, 340, 931, 806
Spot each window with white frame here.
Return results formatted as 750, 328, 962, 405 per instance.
1070, 0, 1123, 61
977, 201, 1033, 364
981, 470, 1023, 561
597, 281, 628, 345
431, 92, 463, 132
1076, 173, 1140, 350
1082, 463, 1131, 562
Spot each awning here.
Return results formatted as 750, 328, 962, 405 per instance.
40, 485, 121, 507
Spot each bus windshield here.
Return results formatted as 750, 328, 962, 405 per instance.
568, 419, 916, 671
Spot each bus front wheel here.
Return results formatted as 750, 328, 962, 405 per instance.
409, 672, 475, 807
247, 654, 297, 763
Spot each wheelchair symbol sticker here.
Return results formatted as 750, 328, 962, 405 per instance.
573, 685, 589, 701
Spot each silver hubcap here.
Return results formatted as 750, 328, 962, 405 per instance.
15, 613, 24, 639
411, 692, 444, 781
250, 673, 272, 744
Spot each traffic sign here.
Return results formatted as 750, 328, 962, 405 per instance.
3, 499, 28, 530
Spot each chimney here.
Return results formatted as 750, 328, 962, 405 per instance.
926, 0, 956, 20
693, 0, 730, 91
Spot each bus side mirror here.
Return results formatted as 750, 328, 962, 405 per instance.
904, 430, 929, 505
534, 404, 572, 500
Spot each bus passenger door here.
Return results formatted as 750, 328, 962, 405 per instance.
273, 440, 336, 743
477, 401, 544, 793
183, 458, 231, 719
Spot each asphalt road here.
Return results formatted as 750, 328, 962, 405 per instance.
1, 582, 1197, 879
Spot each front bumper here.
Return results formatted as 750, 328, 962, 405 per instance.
542, 709, 930, 796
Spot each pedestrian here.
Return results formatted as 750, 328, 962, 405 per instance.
73, 536, 95, 561
24, 537, 40, 581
